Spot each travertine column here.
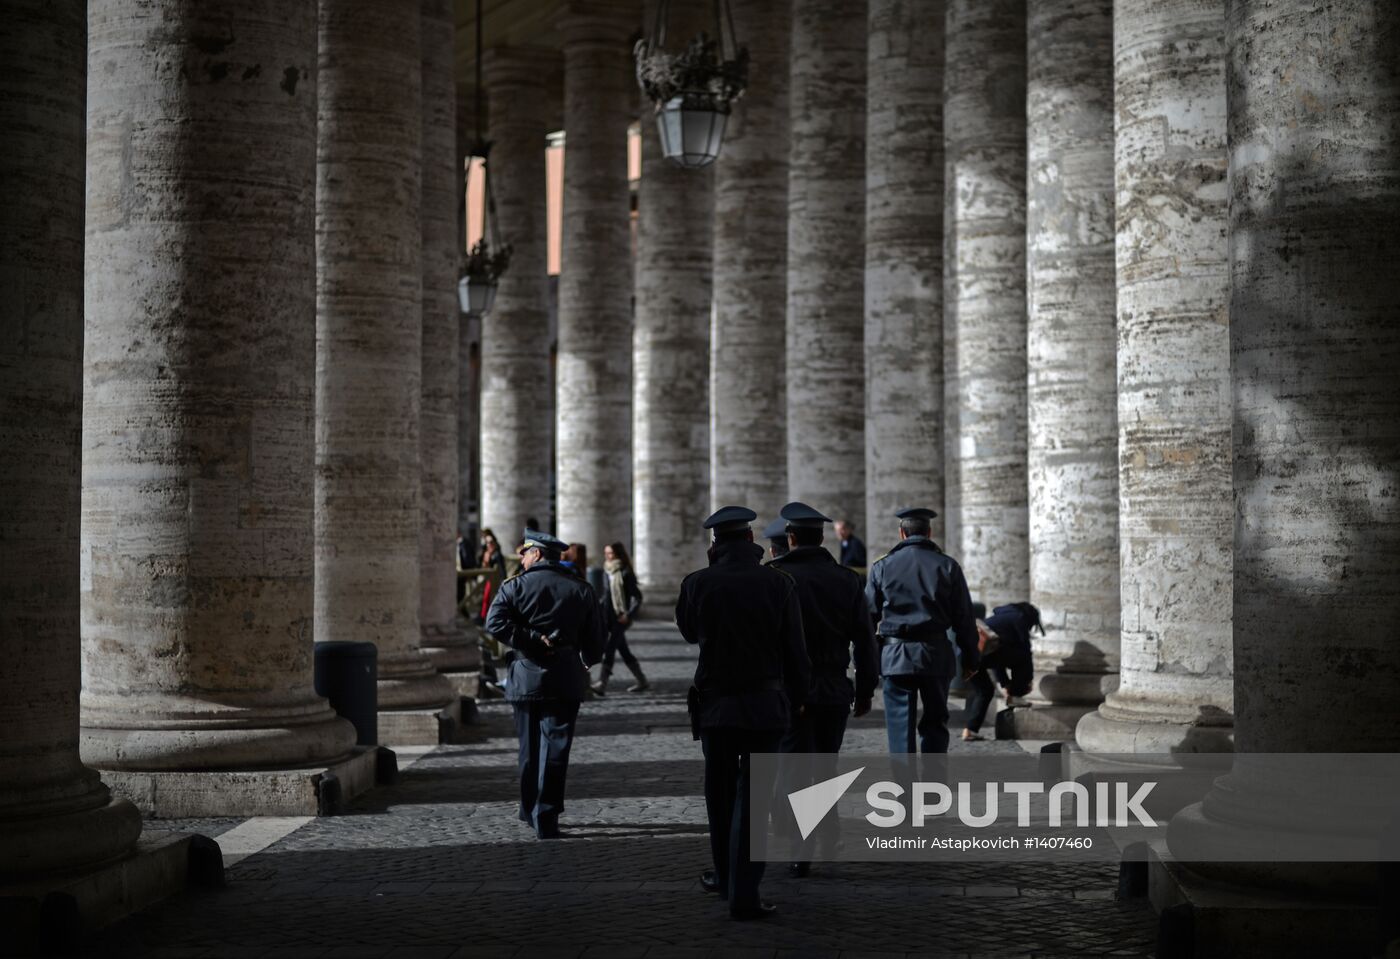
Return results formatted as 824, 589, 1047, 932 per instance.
787, 0, 867, 532
1024, 0, 1120, 726
458, 316, 481, 535
418, 0, 476, 674
1167, 0, 1400, 916
557, 0, 638, 554
480, 48, 554, 541
710, 0, 790, 518
1077, 0, 1232, 754
82, 0, 357, 769
865, 0, 944, 543
944, 0, 1028, 604
634, 48, 714, 597
316, 0, 453, 710
0, 0, 143, 879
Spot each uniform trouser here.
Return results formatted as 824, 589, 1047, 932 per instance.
779, 704, 850, 863
882, 674, 952, 754
599, 625, 642, 680
513, 699, 580, 833
701, 727, 783, 912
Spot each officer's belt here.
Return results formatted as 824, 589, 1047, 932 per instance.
698, 678, 785, 695
879, 627, 948, 645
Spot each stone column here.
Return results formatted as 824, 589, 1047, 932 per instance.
1162, 6, 1400, 943
944, 0, 1028, 604
458, 316, 481, 536
1076, 0, 1232, 754
1023, 0, 1119, 732
81, 0, 357, 770
0, 0, 143, 880
480, 47, 554, 542
316, 0, 454, 713
710, 0, 790, 520
634, 3, 713, 597
864, 0, 945, 544
418, 0, 477, 679
787, 0, 867, 532
557, 0, 638, 554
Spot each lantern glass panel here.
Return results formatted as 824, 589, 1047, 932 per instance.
458, 276, 498, 317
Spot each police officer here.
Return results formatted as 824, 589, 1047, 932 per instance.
865, 507, 979, 755
769, 501, 879, 876
484, 528, 607, 839
676, 506, 809, 920
761, 517, 790, 561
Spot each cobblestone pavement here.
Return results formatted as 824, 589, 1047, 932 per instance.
95, 620, 1158, 958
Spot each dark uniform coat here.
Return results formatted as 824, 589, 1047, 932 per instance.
485, 559, 608, 702
864, 536, 980, 678
769, 546, 879, 706
675, 539, 811, 730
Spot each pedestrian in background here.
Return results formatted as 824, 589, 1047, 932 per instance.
834, 519, 867, 569
593, 541, 648, 694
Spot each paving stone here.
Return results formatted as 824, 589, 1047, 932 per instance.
89, 624, 1156, 957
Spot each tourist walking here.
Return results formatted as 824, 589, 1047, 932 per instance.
484, 528, 607, 839
676, 506, 809, 920
864, 507, 979, 755
592, 541, 649, 694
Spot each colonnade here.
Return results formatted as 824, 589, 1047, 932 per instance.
2, 0, 474, 895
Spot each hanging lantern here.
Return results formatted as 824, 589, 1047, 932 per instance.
459, 148, 512, 319
458, 0, 511, 318
635, 0, 748, 169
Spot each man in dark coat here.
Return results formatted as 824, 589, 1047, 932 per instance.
761, 517, 790, 562
864, 507, 979, 755
835, 519, 868, 569
675, 506, 810, 920
484, 529, 607, 839
769, 501, 879, 876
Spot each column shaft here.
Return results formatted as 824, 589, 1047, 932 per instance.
1077, 0, 1232, 753
316, 0, 453, 710
1025, 0, 1120, 716
481, 48, 555, 541
634, 2, 713, 597
419, 0, 475, 673
944, 0, 1028, 604
557, 1, 638, 553
82, 0, 356, 769
1167, 0, 1400, 895
710, 0, 790, 518
864, 0, 945, 543
0, 0, 142, 879
787, 0, 867, 531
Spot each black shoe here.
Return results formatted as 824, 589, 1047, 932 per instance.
788, 862, 810, 878
700, 871, 723, 895
730, 900, 778, 920
536, 820, 561, 840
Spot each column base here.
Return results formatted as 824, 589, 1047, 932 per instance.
0, 830, 214, 957
1077, 698, 1234, 754
1061, 744, 1225, 821
377, 697, 462, 746
994, 702, 1098, 739
421, 618, 483, 674
98, 745, 380, 818
1147, 842, 1386, 959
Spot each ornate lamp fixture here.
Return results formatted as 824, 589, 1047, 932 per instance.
458, 0, 512, 317
634, 0, 748, 169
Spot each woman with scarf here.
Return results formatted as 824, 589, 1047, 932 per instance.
591, 541, 648, 695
